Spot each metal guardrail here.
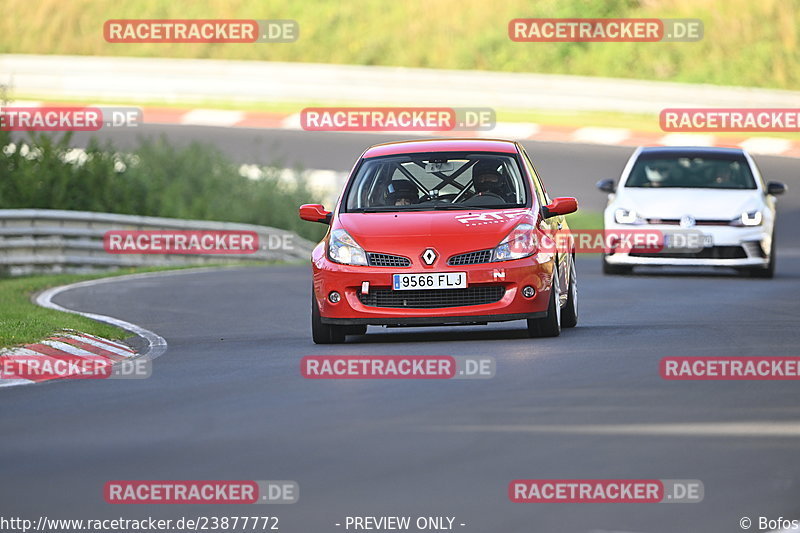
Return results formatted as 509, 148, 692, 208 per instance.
0, 209, 315, 276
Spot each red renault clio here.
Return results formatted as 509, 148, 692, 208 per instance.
299, 139, 578, 343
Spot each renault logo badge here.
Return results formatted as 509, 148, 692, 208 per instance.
421, 248, 437, 265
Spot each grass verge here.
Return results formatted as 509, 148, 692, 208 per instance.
566, 210, 603, 230
2, 0, 797, 90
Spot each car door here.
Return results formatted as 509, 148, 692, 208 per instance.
520, 146, 571, 295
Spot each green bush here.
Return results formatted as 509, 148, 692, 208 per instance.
0, 131, 327, 242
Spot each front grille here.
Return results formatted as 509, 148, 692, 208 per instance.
448, 249, 493, 265
630, 245, 747, 259
367, 252, 411, 267
646, 218, 731, 226
358, 286, 505, 309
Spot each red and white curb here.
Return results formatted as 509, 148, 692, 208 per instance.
0, 331, 137, 386
9, 101, 800, 158
0, 271, 173, 388
154, 108, 800, 158
13, 101, 800, 158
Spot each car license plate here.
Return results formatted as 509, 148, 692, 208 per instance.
392, 272, 466, 290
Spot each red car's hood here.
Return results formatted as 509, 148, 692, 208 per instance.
336, 208, 532, 257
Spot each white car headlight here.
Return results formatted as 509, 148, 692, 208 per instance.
736, 210, 763, 227
614, 208, 646, 225
493, 223, 538, 261
328, 229, 368, 265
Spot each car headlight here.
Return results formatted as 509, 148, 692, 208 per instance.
328, 229, 368, 265
493, 223, 538, 261
614, 208, 646, 225
733, 210, 763, 227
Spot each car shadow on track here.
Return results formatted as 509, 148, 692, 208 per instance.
610, 267, 752, 279
344, 326, 557, 344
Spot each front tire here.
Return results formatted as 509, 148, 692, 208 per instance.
311, 292, 346, 344
527, 265, 561, 338
561, 255, 578, 328
344, 324, 368, 336
602, 255, 633, 275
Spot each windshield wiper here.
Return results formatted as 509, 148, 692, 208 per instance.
354, 203, 517, 213
434, 203, 520, 210
432, 204, 489, 210
356, 206, 443, 213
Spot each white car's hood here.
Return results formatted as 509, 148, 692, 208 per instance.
615, 188, 763, 220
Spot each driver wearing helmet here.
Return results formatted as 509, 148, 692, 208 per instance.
386, 180, 419, 206
644, 164, 672, 187
471, 159, 510, 199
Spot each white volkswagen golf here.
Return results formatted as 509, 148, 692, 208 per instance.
598, 146, 787, 277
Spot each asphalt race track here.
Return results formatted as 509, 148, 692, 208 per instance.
2, 127, 800, 532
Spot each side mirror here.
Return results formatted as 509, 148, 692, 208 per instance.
766, 181, 787, 196
299, 204, 332, 224
596, 179, 616, 193
542, 197, 578, 218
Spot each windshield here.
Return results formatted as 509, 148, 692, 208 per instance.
343, 152, 529, 212
626, 154, 757, 190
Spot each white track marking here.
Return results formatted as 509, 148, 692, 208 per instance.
572, 127, 631, 145
281, 113, 303, 129
61, 334, 135, 357
478, 122, 540, 139
739, 137, 794, 156
659, 133, 715, 146
437, 422, 800, 437
180, 109, 245, 127
38, 340, 108, 361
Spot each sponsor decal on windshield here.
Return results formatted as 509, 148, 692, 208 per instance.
455, 209, 528, 226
